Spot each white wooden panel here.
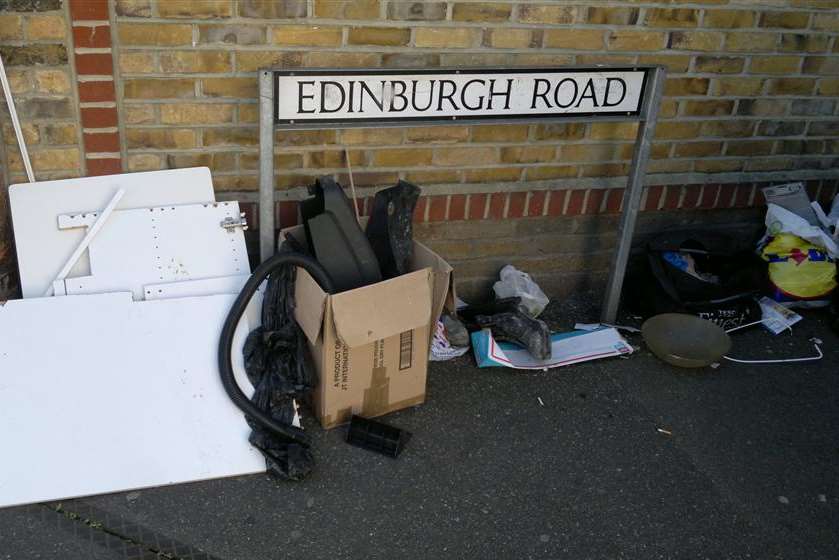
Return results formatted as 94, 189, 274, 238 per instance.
58, 213, 99, 229
143, 275, 250, 300
63, 202, 248, 300
0, 292, 264, 508
45, 188, 125, 296
52, 279, 66, 296
9, 168, 215, 298
142, 276, 264, 344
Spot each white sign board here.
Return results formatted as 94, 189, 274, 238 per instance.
275, 68, 649, 125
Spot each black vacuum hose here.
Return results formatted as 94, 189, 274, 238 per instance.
218, 252, 335, 448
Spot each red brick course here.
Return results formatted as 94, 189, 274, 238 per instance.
69, 0, 123, 176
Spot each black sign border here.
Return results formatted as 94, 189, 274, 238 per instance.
272, 67, 650, 126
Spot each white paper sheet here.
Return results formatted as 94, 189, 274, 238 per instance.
473, 327, 634, 370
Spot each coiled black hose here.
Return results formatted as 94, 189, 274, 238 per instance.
218, 252, 335, 448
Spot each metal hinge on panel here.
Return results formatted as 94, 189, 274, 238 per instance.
220, 213, 248, 232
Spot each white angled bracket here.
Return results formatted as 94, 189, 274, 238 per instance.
46, 188, 125, 297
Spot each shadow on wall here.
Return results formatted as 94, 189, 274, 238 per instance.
0, 162, 20, 301
416, 207, 764, 303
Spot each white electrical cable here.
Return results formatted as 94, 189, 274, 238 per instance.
723, 342, 823, 364
725, 319, 793, 335
0, 54, 35, 182
724, 319, 768, 334
723, 320, 823, 364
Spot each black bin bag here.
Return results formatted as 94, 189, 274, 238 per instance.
627, 230, 766, 330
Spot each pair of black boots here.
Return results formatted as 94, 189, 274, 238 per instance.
300, 177, 421, 293
459, 298, 551, 360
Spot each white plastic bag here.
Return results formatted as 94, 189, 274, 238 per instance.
763, 203, 839, 258
429, 320, 469, 361
492, 265, 549, 318
828, 193, 839, 233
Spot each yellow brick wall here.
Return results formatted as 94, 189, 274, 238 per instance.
0, 1, 81, 184
2, 0, 838, 298
107, 0, 839, 193
0, 0, 81, 287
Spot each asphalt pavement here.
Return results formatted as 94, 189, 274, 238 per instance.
2, 300, 838, 560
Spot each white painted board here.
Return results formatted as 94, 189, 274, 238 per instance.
0, 292, 264, 509
9, 167, 215, 298
142, 275, 264, 340
51, 279, 66, 296
59, 202, 248, 300
143, 274, 250, 300
45, 188, 125, 296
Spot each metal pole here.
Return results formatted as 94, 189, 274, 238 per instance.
258, 70, 275, 262
600, 66, 666, 323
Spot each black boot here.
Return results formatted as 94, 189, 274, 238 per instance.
366, 180, 421, 279
475, 310, 551, 360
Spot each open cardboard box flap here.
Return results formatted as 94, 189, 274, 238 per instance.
294, 269, 327, 343
282, 218, 453, 428
412, 241, 454, 341
285, 222, 450, 347
331, 268, 432, 347
294, 265, 432, 347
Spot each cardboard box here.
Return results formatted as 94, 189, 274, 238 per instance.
285, 226, 453, 429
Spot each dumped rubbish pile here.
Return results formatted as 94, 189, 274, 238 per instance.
0, 168, 266, 508
429, 265, 635, 370
442, 182, 837, 372
272, 178, 452, 433
0, 163, 834, 510
0, 168, 453, 507
220, 176, 451, 473
629, 182, 837, 368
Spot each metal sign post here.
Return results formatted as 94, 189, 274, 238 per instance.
258, 66, 666, 323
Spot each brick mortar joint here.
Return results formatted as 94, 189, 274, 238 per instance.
108, 9, 839, 28
223, 184, 829, 229
212, 169, 839, 202
11, 2, 839, 181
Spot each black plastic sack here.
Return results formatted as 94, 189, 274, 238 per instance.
242, 249, 316, 481
630, 230, 766, 330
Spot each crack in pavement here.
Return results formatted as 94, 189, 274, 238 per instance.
51, 503, 179, 560
27, 502, 222, 560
